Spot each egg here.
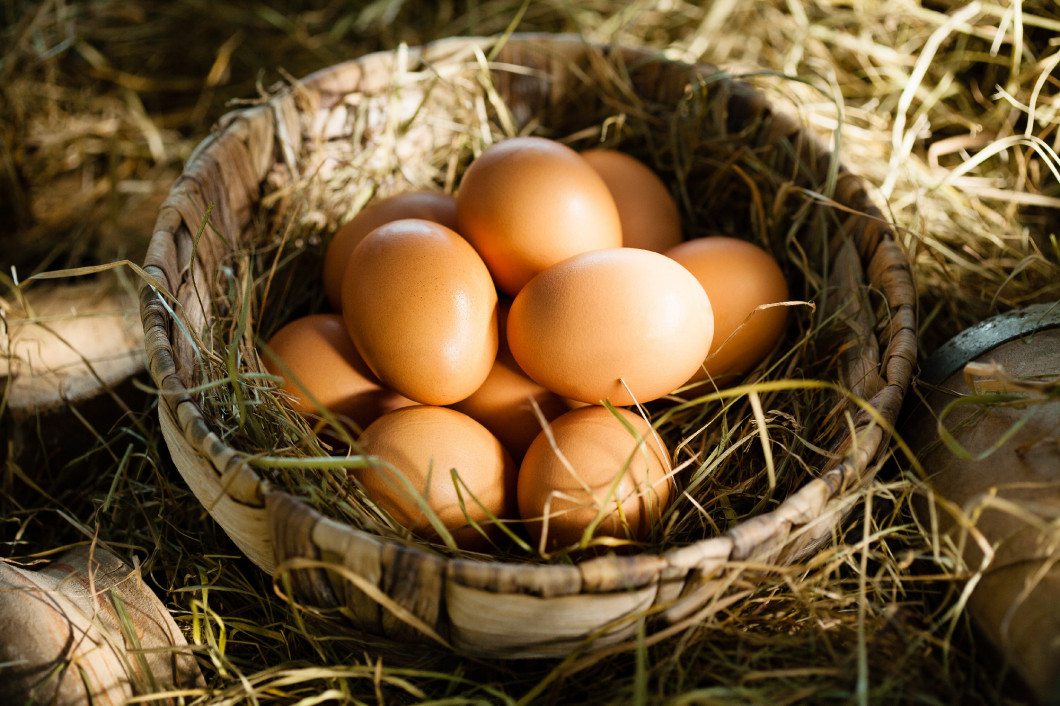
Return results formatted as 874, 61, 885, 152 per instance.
665, 236, 789, 385
261, 313, 414, 428
451, 302, 573, 463
517, 406, 672, 551
456, 136, 623, 296
355, 405, 517, 550
507, 247, 714, 406
342, 218, 498, 406
580, 148, 683, 252
323, 190, 458, 312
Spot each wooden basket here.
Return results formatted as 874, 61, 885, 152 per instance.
140, 33, 916, 658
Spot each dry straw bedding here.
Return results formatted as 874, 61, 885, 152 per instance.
3, 1, 1060, 703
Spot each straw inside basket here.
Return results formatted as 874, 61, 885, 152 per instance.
141, 33, 915, 656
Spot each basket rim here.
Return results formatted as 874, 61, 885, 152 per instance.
140, 31, 917, 603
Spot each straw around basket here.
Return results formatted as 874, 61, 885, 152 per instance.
141, 33, 916, 658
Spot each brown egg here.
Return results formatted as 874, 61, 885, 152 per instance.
580, 148, 683, 252
323, 190, 458, 312
456, 136, 623, 296
507, 247, 714, 406
517, 406, 672, 551
342, 218, 498, 406
261, 313, 414, 428
666, 236, 789, 385
451, 302, 573, 463
355, 405, 517, 550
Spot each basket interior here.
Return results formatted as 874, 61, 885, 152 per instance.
147, 34, 912, 569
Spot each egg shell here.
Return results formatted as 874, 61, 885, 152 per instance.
507, 247, 714, 406
261, 313, 415, 428
341, 218, 498, 406
323, 190, 458, 312
517, 406, 672, 551
666, 236, 789, 384
451, 302, 573, 463
355, 405, 517, 550
580, 148, 683, 253
456, 136, 623, 296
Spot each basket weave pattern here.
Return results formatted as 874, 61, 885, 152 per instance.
141, 34, 916, 657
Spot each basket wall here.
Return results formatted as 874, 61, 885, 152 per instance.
141, 34, 916, 658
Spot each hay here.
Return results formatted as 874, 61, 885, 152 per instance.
180, 39, 874, 569
2, 0, 1058, 703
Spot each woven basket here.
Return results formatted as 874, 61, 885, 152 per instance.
140, 33, 916, 658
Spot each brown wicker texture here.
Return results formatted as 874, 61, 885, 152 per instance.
140, 34, 916, 658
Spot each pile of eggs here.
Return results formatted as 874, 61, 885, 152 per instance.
263, 136, 790, 553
